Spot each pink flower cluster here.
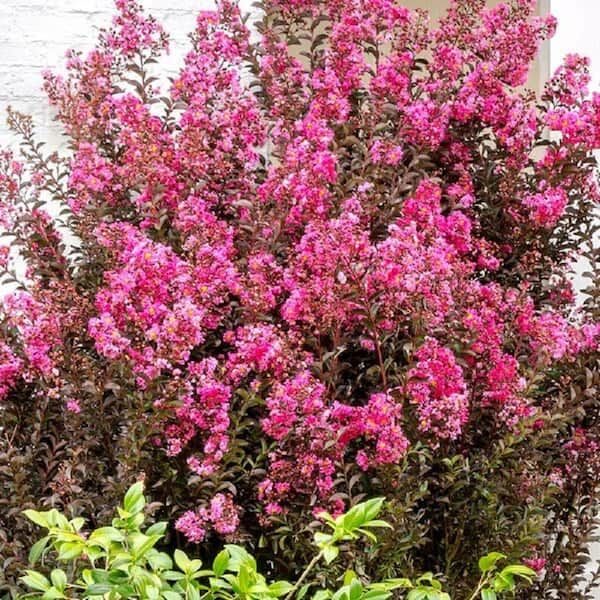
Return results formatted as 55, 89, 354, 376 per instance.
88, 223, 237, 383
3, 292, 61, 378
333, 392, 409, 470
522, 186, 569, 228
163, 358, 232, 478
175, 493, 239, 543
0, 342, 22, 401
407, 339, 469, 441
108, 0, 168, 58
69, 142, 117, 212
257, 370, 341, 513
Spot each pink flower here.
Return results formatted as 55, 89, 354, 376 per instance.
66, 399, 81, 414
407, 339, 469, 440
523, 557, 546, 574
0, 342, 23, 401
176, 493, 240, 543
175, 510, 206, 543
522, 186, 569, 228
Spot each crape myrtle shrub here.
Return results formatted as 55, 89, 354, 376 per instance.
1, 0, 600, 596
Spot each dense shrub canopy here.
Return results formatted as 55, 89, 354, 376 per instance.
1, 0, 600, 597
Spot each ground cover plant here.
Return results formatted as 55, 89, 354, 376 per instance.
1, 0, 599, 597
19, 483, 536, 600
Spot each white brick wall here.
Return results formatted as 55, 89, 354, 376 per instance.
0, 0, 255, 148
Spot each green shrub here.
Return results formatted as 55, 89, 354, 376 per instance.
18, 484, 534, 600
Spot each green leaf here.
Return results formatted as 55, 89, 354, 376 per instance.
208, 576, 231, 590
331, 585, 350, 600
415, 574, 440, 590
297, 583, 312, 600
237, 564, 252, 593
249, 582, 270, 594
89, 526, 125, 543
146, 521, 168, 537
186, 585, 200, 600
314, 532, 333, 547
224, 545, 256, 572
369, 579, 412, 591
314, 510, 335, 525
29, 536, 50, 565
354, 528, 377, 542
131, 533, 161, 558
343, 571, 358, 586
21, 571, 51, 592
478, 552, 506, 574
362, 592, 392, 600
23, 510, 49, 529
80, 569, 96, 585
143, 584, 161, 600
70, 517, 86, 532
85, 545, 105, 562
174, 549, 192, 573
212, 549, 230, 577
348, 579, 363, 600
492, 573, 515, 592
53, 530, 85, 544
123, 481, 146, 515
268, 581, 294, 597
362, 498, 385, 522
57, 541, 85, 561
342, 505, 365, 532
481, 589, 497, 600
50, 570, 67, 591
163, 571, 186, 581
107, 571, 129, 585
47, 511, 69, 530
41, 587, 65, 599
188, 559, 204, 575
85, 536, 112, 552
322, 545, 340, 565
84, 583, 112, 596
500, 565, 536, 581
362, 519, 392, 529
116, 584, 138, 597
147, 551, 173, 571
